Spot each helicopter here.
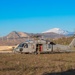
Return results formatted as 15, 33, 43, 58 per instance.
14, 37, 75, 54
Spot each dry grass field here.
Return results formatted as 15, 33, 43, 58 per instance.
0, 53, 75, 75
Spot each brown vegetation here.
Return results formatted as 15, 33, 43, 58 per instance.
53, 36, 74, 45
0, 53, 75, 75
0, 36, 74, 46
0, 38, 26, 46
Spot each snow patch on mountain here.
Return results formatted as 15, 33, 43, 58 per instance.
42, 28, 72, 35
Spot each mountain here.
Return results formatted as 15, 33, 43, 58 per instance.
42, 28, 71, 35
6, 31, 29, 39
41, 32, 64, 38
0, 31, 30, 46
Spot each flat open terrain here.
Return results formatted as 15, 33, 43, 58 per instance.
0, 53, 75, 75
0, 46, 16, 53
0, 46, 15, 51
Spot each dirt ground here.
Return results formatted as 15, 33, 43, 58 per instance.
0, 53, 75, 75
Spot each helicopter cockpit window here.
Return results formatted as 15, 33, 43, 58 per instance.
18, 44, 23, 47
23, 43, 28, 48
18, 43, 28, 48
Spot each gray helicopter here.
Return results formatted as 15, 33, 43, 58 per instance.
14, 38, 75, 54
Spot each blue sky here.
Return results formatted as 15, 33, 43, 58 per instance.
0, 0, 75, 36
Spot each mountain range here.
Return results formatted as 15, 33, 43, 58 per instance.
0, 28, 74, 39
0, 28, 74, 45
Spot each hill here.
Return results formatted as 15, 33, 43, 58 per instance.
6, 31, 29, 39
0, 31, 30, 46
